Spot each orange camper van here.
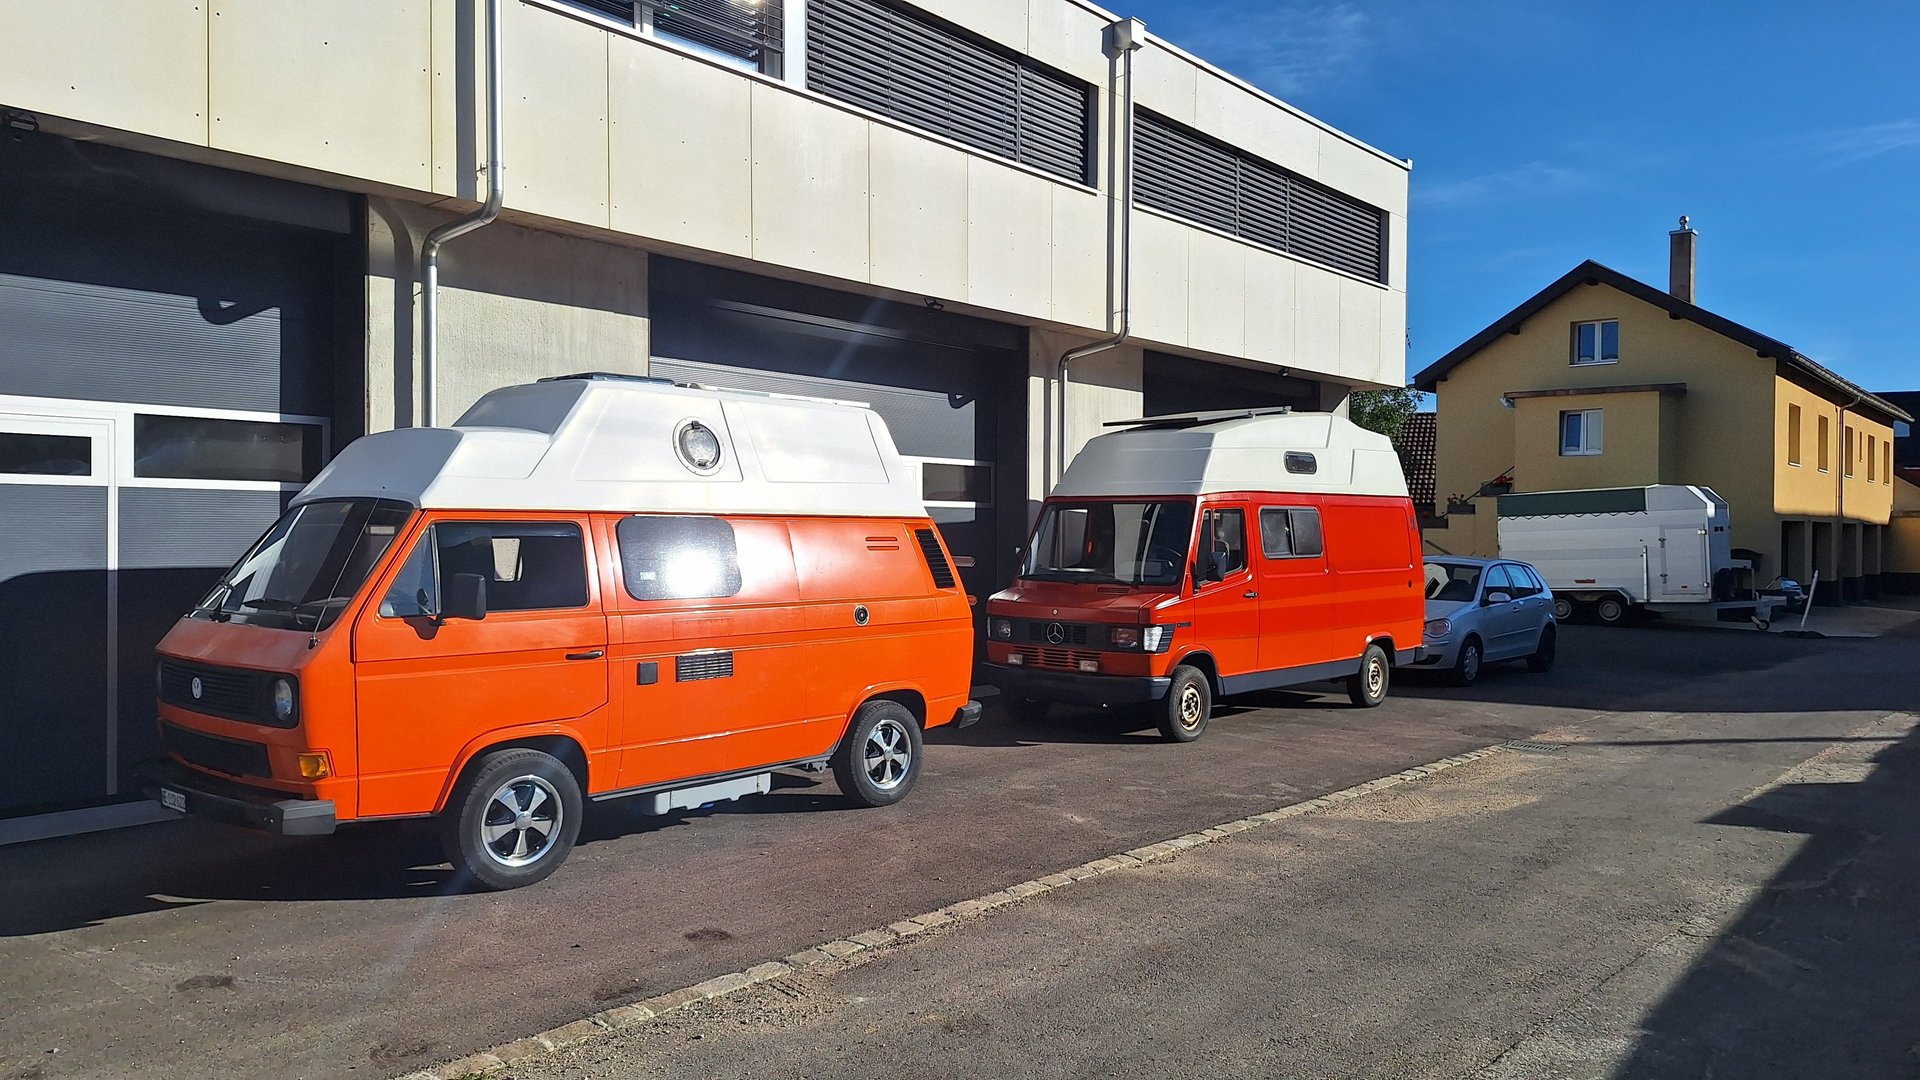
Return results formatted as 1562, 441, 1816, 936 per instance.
986, 408, 1423, 741
147, 374, 978, 888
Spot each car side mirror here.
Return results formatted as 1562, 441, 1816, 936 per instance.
1483, 590, 1512, 606
441, 573, 488, 621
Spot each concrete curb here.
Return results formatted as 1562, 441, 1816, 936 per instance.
399, 743, 1509, 1080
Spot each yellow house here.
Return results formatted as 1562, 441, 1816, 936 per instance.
1415, 224, 1911, 602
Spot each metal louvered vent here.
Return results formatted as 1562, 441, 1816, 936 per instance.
676, 651, 736, 682
1134, 110, 1385, 283
806, 0, 1091, 184
914, 528, 958, 589
570, 0, 784, 75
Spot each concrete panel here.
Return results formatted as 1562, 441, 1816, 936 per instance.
1129, 211, 1190, 348
1317, 130, 1407, 216
1387, 212, 1409, 292
1051, 185, 1108, 330
1378, 288, 1408, 386
501, 0, 609, 226
1293, 265, 1341, 375
610, 39, 752, 256
908, 0, 1028, 52
750, 84, 871, 282
1194, 76, 1317, 180
429, 0, 482, 199
210, 1, 431, 190
1030, 331, 1144, 499
967, 159, 1053, 320
0, 1, 209, 147
869, 124, 969, 301
1243, 249, 1297, 368
1338, 277, 1384, 384
1131, 44, 1198, 125
1186, 229, 1246, 360
1026, 0, 1111, 86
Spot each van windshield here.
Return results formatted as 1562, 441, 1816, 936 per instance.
193, 498, 414, 631
1022, 500, 1195, 587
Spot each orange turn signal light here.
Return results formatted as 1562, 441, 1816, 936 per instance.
295, 752, 332, 780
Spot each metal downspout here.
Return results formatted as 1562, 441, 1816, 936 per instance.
421, 0, 505, 427
1054, 19, 1145, 485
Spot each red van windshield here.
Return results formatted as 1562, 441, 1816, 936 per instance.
1022, 500, 1195, 587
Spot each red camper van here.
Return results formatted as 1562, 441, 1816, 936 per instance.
986, 408, 1423, 741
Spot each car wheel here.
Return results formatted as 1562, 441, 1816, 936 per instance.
1347, 643, 1391, 707
1594, 596, 1628, 625
1551, 596, 1575, 621
1002, 695, 1051, 723
1527, 625, 1557, 672
1156, 665, 1212, 742
1452, 637, 1483, 687
833, 699, 924, 808
442, 748, 584, 891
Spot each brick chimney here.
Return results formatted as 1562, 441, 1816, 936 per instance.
1669, 215, 1697, 304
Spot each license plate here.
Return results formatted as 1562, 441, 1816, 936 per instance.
160, 788, 187, 814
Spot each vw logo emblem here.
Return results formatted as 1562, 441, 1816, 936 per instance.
1045, 622, 1066, 645
189, 677, 204, 700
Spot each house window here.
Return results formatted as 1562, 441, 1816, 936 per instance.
1572, 320, 1619, 366
1845, 426, 1855, 477
1787, 404, 1802, 466
1868, 434, 1878, 481
1560, 409, 1604, 456
1818, 415, 1831, 471
567, 0, 785, 76
1898, 421, 1912, 439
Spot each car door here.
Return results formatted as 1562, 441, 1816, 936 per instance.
1478, 564, 1530, 659
353, 516, 610, 817
1255, 505, 1332, 674
1512, 564, 1555, 649
1188, 504, 1260, 680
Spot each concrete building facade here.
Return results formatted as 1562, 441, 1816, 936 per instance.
0, 0, 1408, 819
1416, 226, 1908, 603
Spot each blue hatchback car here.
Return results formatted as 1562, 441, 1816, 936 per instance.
1415, 557, 1557, 686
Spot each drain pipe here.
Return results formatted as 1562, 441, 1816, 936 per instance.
421, 0, 505, 427
1054, 17, 1147, 484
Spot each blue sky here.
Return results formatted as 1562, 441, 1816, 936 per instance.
1124, 0, 1920, 394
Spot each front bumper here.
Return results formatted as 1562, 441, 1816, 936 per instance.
985, 663, 1171, 706
143, 758, 336, 836
951, 700, 983, 729
1415, 639, 1455, 666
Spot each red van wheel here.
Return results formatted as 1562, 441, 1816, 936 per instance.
1346, 644, 1391, 708
1155, 665, 1212, 743
442, 748, 583, 891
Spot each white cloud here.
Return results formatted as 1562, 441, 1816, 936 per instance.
1157, 2, 1373, 98
1809, 119, 1920, 166
1412, 161, 1590, 206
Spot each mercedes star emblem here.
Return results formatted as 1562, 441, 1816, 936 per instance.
1045, 622, 1066, 645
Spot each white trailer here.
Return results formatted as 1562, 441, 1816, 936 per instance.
1495, 485, 1786, 628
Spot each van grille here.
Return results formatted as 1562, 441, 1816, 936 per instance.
914, 529, 958, 589
1015, 646, 1101, 671
162, 721, 272, 779
158, 660, 287, 728
1015, 620, 1096, 646
676, 651, 735, 682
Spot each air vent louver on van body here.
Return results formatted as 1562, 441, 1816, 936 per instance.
675, 651, 736, 682
914, 528, 958, 589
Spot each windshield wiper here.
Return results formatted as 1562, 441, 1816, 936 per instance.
239, 597, 301, 612
1023, 570, 1127, 585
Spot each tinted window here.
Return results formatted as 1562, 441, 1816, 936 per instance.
435, 522, 589, 612
134, 414, 323, 482
1259, 507, 1324, 559
617, 515, 742, 601
1502, 565, 1539, 598
0, 432, 92, 476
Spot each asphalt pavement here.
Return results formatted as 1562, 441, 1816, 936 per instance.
2, 620, 1914, 1080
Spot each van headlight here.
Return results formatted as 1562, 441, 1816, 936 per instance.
1109, 626, 1171, 652
990, 617, 1014, 640
1424, 618, 1452, 639
271, 677, 297, 722
1109, 626, 1140, 649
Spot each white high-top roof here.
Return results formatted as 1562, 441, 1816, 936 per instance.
294, 375, 926, 517
1052, 409, 1409, 499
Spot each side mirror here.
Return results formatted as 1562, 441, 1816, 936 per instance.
1483, 590, 1512, 606
441, 572, 488, 621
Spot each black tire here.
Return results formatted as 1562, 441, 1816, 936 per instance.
1347, 643, 1391, 708
1156, 665, 1212, 742
1002, 696, 1052, 723
442, 748, 583, 891
1527, 624, 1557, 672
1452, 637, 1484, 687
1551, 596, 1575, 621
1594, 596, 1628, 625
833, 699, 924, 808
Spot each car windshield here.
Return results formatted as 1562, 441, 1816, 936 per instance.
1022, 500, 1195, 587
1424, 561, 1483, 603
195, 498, 414, 631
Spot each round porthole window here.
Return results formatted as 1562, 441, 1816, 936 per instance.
674, 419, 724, 475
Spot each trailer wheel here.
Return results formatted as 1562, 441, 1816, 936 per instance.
1551, 596, 1575, 621
1594, 596, 1628, 625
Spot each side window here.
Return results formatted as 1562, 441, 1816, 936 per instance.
617, 515, 743, 601
1503, 565, 1539, 598
1258, 507, 1325, 560
380, 536, 438, 617
1199, 508, 1248, 580
437, 522, 589, 612
1484, 564, 1516, 598
1522, 565, 1549, 594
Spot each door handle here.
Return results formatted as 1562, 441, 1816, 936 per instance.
1243, 590, 1259, 599
566, 650, 605, 661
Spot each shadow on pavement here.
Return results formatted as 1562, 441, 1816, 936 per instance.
1614, 724, 1920, 1078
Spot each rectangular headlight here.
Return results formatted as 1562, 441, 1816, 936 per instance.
1108, 626, 1140, 649
990, 617, 1014, 640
